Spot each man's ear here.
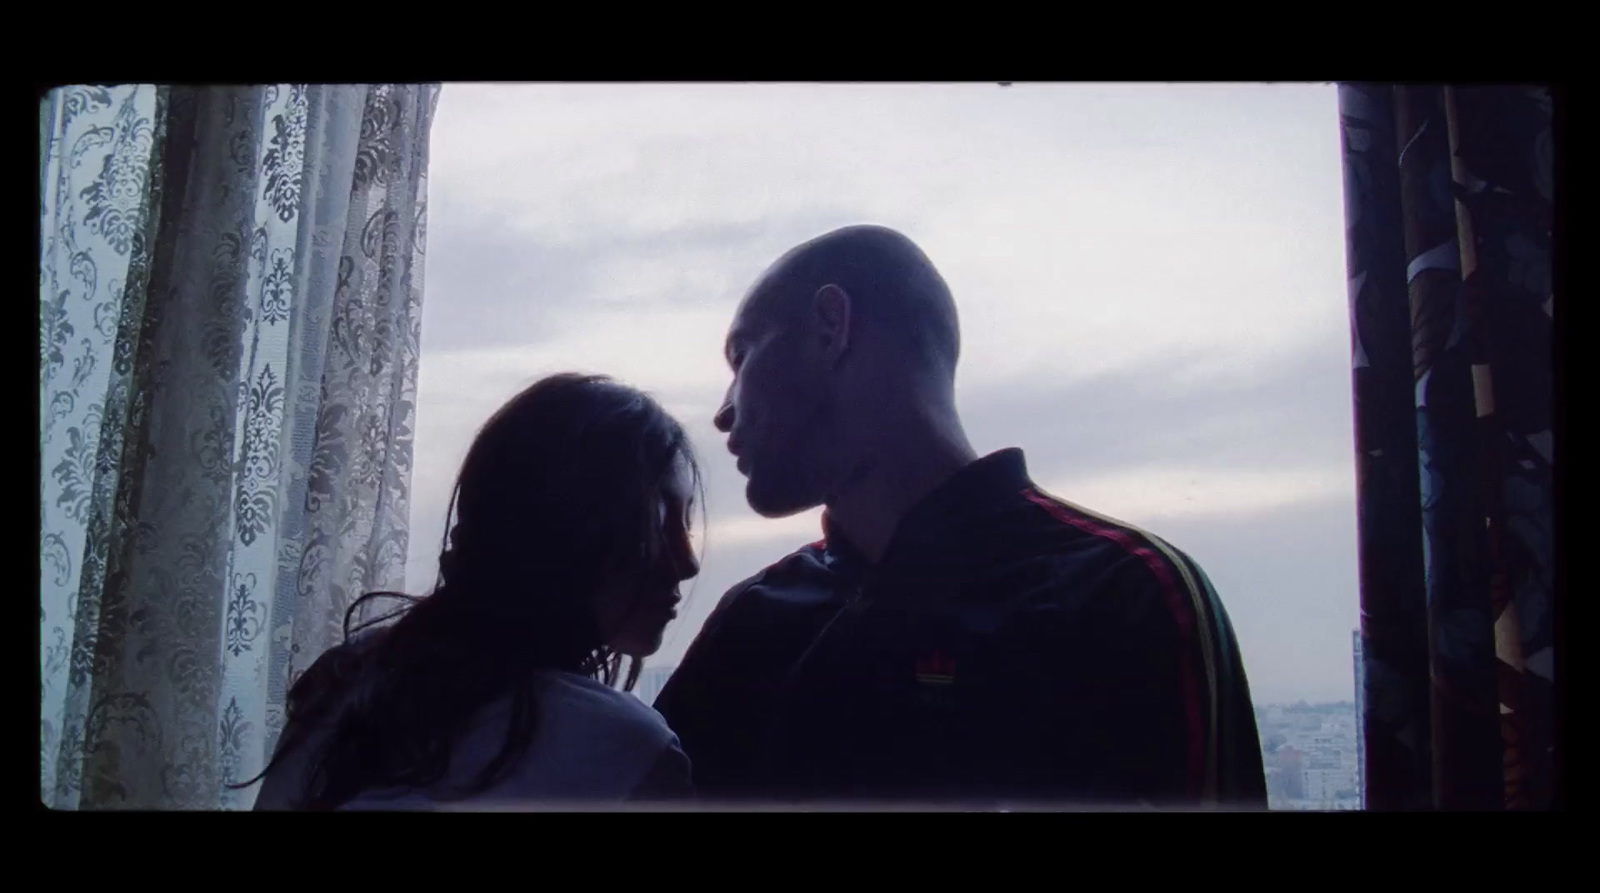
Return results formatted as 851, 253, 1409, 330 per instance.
813, 283, 852, 366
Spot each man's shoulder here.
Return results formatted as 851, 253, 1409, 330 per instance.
742, 537, 835, 584
1012, 486, 1208, 575
662, 540, 842, 696
712, 540, 837, 612
998, 486, 1218, 621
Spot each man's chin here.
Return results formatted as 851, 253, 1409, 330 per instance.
745, 479, 821, 519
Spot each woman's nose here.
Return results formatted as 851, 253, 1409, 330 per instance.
676, 548, 700, 581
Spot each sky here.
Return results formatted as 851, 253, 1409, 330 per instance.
407, 82, 1358, 705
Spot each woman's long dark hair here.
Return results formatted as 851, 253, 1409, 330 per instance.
237, 373, 702, 809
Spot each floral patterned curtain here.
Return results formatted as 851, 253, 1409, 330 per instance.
39, 83, 440, 809
1339, 84, 1555, 810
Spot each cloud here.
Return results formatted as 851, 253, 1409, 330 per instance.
701, 507, 825, 550
957, 335, 1357, 485
1149, 493, 1360, 704
427, 82, 1348, 390
418, 306, 731, 401
404, 83, 1358, 701
417, 213, 598, 353
1040, 465, 1353, 525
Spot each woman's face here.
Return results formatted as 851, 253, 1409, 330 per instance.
593, 455, 700, 658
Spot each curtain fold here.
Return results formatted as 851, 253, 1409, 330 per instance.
1339, 84, 1555, 810
39, 83, 440, 809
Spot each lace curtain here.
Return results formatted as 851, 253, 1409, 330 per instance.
40, 83, 440, 809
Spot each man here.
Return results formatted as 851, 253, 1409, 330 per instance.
654, 224, 1266, 808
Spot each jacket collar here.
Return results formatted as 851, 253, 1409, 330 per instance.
820, 448, 1032, 574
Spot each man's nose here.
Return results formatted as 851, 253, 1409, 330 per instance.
713, 398, 734, 433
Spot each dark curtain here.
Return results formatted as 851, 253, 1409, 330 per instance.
1339, 84, 1555, 810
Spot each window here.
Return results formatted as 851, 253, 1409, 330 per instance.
412, 84, 1359, 807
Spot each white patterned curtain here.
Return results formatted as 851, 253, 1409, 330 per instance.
39, 83, 440, 809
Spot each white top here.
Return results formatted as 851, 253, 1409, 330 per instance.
253, 657, 690, 810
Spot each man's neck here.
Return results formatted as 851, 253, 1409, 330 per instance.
824, 416, 978, 564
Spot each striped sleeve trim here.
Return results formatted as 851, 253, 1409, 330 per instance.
1021, 489, 1222, 802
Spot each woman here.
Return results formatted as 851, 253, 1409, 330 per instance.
244, 373, 702, 809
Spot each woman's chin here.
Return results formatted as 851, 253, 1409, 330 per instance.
612, 631, 666, 660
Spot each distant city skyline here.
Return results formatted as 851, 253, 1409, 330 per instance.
1257, 699, 1362, 809
1353, 629, 1367, 809
410, 83, 1358, 704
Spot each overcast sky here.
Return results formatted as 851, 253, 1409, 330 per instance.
408, 82, 1357, 704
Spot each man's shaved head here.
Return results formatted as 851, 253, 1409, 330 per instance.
715, 225, 966, 518
746, 224, 960, 386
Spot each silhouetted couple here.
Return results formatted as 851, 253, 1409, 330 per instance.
248, 225, 1268, 810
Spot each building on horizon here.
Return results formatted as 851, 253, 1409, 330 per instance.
1256, 697, 1362, 810
1353, 628, 1365, 810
